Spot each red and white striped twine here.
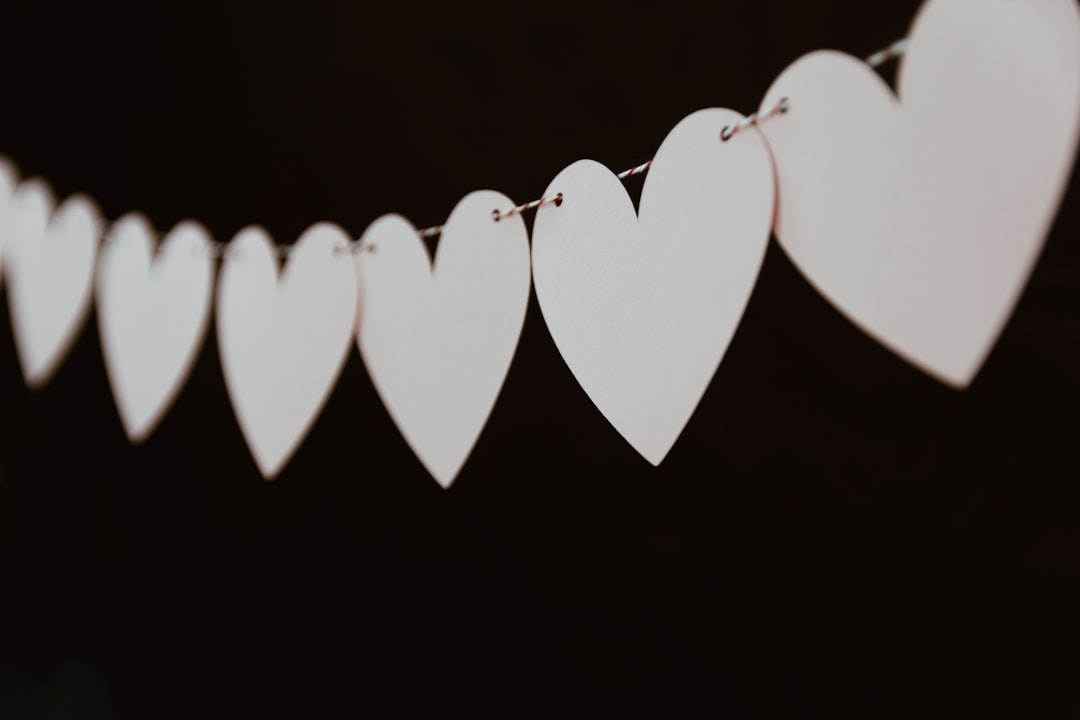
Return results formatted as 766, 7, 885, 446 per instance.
417, 193, 566, 239
719, 38, 909, 143
616, 161, 653, 180
419, 37, 908, 238
193, 38, 910, 254
866, 38, 910, 69
720, 96, 791, 142
414, 162, 650, 238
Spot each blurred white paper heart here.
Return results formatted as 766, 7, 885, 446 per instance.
97, 214, 215, 443
759, 0, 1080, 387
217, 224, 357, 480
0, 157, 19, 279
531, 109, 775, 465
4, 179, 102, 389
356, 190, 530, 488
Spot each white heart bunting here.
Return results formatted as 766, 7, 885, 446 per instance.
355, 190, 531, 488
217, 223, 358, 480
96, 214, 215, 442
4, 179, 102, 389
758, 0, 1080, 387
531, 109, 775, 465
0, 0, 1075, 474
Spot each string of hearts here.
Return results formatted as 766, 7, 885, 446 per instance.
0, 0, 1076, 488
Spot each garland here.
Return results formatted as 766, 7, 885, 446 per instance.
0, 0, 1077, 487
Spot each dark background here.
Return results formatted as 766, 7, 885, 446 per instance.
1, 0, 1078, 717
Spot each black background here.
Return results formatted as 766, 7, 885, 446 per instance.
2, 0, 1079, 717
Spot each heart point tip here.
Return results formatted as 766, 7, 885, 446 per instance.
940, 372, 974, 392
257, 459, 285, 482
127, 428, 151, 446
640, 446, 671, 468
922, 361, 978, 391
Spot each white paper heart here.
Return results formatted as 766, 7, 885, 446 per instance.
355, 190, 530, 488
759, 0, 1080, 387
4, 179, 102, 389
217, 223, 358, 480
0, 157, 19, 280
531, 109, 775, 465
96, 214, 215, 443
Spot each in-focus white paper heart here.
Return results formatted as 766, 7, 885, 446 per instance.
217, 223, 358, 480
4, 179, 102, 389
356, 190, 530, 488
97, 214, 215, 443
759, 0, 1080, 387
0, 157, 19, 280
531, 109, 775, 465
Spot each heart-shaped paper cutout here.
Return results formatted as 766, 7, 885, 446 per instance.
97, 213, 215, 443
217, 223, 358, 480
4, 179, 102, 389
531, 109, 775, 465
355, 190, 531, 488
759, 0, 1080, 387
0, 157, 19, 280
